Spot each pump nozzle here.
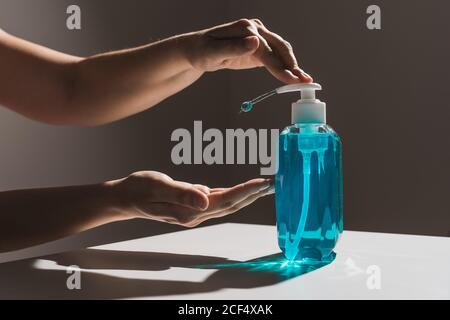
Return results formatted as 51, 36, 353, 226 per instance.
275, 83, 322, 97
240, 83, 326, 124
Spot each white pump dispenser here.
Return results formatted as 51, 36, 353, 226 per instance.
240, 83, 326, 124
276, 83, 326, 124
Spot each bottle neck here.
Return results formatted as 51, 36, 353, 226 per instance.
292, 100, 326, 124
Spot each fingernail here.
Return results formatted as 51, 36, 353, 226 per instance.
259, 181, 273, 192
294, 67, 313, 81
303, 71, 312, 78
300, 71, 313, 81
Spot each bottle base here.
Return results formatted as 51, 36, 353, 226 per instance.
285, 251, 336, 265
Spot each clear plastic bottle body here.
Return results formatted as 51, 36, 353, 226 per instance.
275, 123, 343, 262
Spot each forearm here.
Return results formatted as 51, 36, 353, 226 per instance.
0, 30, 203, 126
0, 181, 130, 253
68, 33, 203, 125
1, 19, 312, 126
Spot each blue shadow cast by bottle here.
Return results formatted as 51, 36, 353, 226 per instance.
195, 251, 336, 281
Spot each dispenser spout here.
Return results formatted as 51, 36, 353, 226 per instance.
240, 83, 323, 112
240, 83, 326, 124
275, 83, 322, 97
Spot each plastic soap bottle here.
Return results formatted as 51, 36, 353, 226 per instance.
242, 83, 343, 263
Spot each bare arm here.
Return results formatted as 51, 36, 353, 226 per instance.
0, 172, 273, 253
0, 19, 312, 126
0, 182, 123, 252
0, 30, 202, 125
0, 19, 304, 252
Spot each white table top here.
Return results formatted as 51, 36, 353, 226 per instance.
1, 223, 449, 299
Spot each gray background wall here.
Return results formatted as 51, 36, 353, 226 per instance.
0, 0, 449, 252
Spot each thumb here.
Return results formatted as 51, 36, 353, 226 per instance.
157, 180, 210, 211
209, 36, 259, 60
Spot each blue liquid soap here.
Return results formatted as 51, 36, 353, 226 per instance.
240, 101, 254, 113
275, 123, 343, 262
241, 83, 343, 264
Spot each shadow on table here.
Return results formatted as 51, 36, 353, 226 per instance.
0, 219, 182, 264
0, 248, 332, 299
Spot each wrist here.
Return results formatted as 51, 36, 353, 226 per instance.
177, 31, 206, 73
101, 178, 137, 221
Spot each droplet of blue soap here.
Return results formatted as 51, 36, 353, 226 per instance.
240, 101, 253, 113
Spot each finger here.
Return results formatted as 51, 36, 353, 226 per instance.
259, 28, 298, 69
259, 29, 313, 83
207, 19, 259, 39
150, 181, 274, 227
253, 42, 307, 84
206, 18, 312, 83
219, 19, 302, 83
146, 202, 199, 226
292, 67, 313, 82
206, 19, 297, 83
209, 183, 274, 217
190, 187, 274, 227
241, 19, 312, 83
176, 180, 210, 195
208, 178, 273, 212
207, 36, 259, 62
250, 36, 302, 84
152, 179, 209, 210
193, 184, 210, 195
207, 19, 273, 68
209, 188, 227, 193
267, 67, 303, 84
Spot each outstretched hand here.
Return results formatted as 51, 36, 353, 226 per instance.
113, 171, 274, 228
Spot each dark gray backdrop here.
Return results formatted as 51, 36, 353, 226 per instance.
0, 0, 449, 244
